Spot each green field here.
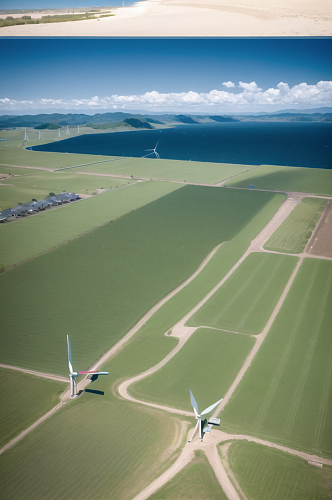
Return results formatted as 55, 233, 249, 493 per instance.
0, 397, 185, 500
0, 181, 182, 268
220, 258, 332, 458
0, 169, 132, 210
0, 368, 66, 448
130, 328, 255, 413
225, 164, 332, 196
0, 187, 277, 376
76, 157, 259, 184
188, 253, 298, 335
0, 146, 118, 170
264, 197, 327, 254
149, 450, 227, 500
226, 441, 332, 500
0, 165, 44, 176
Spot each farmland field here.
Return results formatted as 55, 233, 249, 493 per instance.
149, 450, 227, 500
0, 146, 118, 170
264, 197, 327, 254
0, 367, 66, 448
0, 169, 132, 210
95, 193, 284, 387
188, 253, 298, 335
0, 397, 185, 500
220, 258, 332, 458
0, 186, 277, 376
129, 328, 255, 413
0, 165, 44, 176
0, 181, 182, 268
226, 441, 332, 500
225, 164, 332, 196
76, 157, 258, 184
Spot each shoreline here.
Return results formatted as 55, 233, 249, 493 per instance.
0, 0, 330, 36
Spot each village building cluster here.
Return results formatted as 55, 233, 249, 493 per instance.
0, 192, 80, 222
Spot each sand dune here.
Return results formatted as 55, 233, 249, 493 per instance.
0, 0, 331, 36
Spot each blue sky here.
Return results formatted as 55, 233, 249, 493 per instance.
1, 38, 331, 114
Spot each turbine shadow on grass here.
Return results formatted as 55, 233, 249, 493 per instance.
85, 389, 105, 396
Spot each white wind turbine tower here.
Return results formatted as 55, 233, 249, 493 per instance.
143, 140, 160, 159
66, 125, 70, 135
57, 128, 61, 138
189, 390, 223, 442
38, 130, 42, 140
24, 129, 29, 141
77, 125, 80, 134
67, 335, 109, 398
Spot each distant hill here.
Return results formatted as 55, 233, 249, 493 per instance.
123, 118, 154, 129
208, 115, 239, 122
34, 123, 61, 130
0, 109, 331, 129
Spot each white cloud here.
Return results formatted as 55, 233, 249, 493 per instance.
238, 81, 262, 92
1, 81, 331, 112
222, 81, 235, 88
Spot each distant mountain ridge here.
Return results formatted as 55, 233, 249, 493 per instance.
0, 109, 331, 129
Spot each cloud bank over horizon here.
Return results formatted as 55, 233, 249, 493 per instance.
1, 81, 331, 113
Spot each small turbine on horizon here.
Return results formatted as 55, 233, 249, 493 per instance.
66, 125, 70, 135
38, 130, 42, 140
67, 335, 109, 398
57, 128, 61, 138
77, 125, 80, 134
188, 390, 223, 442
24, 129, 29, 141
142, 141, 160, 159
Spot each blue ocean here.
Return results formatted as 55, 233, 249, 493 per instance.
31, 122, 332, 169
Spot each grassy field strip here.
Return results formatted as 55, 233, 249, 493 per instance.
264, 197, 327, 254
225, 441, 332, 500
225, 164, 332, 196
75, 157, 259, 185
188, 253, 298, 336
0, 181, 182, 268
214, 258, 302, 418
0, 363, 68, 383
0, 399, 185, 500
0, 367, 67, 451
220, 259, 332, 457
0, 402, 63, 456
55, 155, 127, 171
128, 329, 254, 414
147, 450, 229, 500
0, 147, 119, 170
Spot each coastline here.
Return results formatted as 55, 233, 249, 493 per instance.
0, 0, 330, 36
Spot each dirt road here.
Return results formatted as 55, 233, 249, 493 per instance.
0, 363, 68, 383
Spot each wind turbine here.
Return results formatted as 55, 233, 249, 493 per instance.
38, 130, 42, 140
142, 141, 160, 159
67, 335, 109, 398
24, 129, 29, 141
66, 125, 70, 135
57, 128, 61, 138
77, 125, 80, 134
189, 390, 223, 442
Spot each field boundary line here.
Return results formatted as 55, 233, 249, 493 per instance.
0, 363, 68, 383
0, 402, 63, 456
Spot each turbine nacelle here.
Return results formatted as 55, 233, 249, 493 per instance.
67, 335, 109, 398
189, 390, 223, 442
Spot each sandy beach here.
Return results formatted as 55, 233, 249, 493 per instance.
0, 0, 331, 36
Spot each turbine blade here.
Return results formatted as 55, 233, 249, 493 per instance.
190, 390, 199, 415
67, 335, 73, 374
155, 140, 159, 148
189, 419, 200, 442
201, 398, 223, 416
